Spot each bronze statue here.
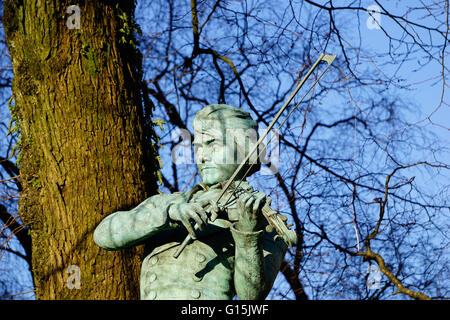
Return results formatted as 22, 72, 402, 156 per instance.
94, 104, 288, 300
94, 53, 335, 300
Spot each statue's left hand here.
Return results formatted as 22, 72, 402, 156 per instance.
235, 191, 266, 233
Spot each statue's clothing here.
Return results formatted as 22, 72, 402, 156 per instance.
94, 181, 287, 300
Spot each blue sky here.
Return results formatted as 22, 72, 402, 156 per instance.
361, 1, 449, 141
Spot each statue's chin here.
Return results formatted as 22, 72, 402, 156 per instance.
200, 173, 226, 186
201, 178, 221, 186
201, 171, 244, 187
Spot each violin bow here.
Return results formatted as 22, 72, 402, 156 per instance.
173, 53, 336, 258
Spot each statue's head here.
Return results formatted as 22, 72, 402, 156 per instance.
193, 104, 261, 186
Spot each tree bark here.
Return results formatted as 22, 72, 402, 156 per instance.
3, 0, 157, 299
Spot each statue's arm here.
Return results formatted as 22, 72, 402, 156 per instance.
93, 194, 181, 250
231, 224, 287, 300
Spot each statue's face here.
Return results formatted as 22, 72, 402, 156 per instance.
193, 131, 241, 186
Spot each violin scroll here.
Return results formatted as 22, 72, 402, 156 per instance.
261, 198, 297, 247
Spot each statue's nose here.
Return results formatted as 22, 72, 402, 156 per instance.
195, 147, 210, 164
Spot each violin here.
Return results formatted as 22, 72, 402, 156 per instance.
173, 184, 297, 258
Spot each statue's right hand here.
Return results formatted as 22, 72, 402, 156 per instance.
168, 202, 208, 239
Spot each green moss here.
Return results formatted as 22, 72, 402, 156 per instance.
15, 44, 43, 96
7, 95, 22, 165
80, 43, 99, 77
149, 119, 165, 190
30, 177, 41, 188
117, 9, 141, 49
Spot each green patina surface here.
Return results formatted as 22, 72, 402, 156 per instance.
94, 105, 287, 300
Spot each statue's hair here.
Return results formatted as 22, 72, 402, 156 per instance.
194, 104, 258, 130
193, 104, 262, 176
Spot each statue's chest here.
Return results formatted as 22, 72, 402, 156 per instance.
140, 235, 235, 300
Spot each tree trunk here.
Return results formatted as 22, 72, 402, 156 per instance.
3, 0, 158, 299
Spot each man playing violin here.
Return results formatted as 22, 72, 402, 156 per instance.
94, 104, 287, 300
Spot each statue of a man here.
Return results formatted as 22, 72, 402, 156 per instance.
94, 104, 287, 300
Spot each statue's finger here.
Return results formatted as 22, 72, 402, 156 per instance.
197, 199, 210, 208
256, 191, 266, 199
236, 195, 246, 208
239, 192, 252, 205
187, 208, 204, 231
252, 193, 266, 214
245, 195, 256, 211
191, 204, 208, 225
209, 200, 219, 213
180, 215, 197, 239
208, 201, 220, 221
